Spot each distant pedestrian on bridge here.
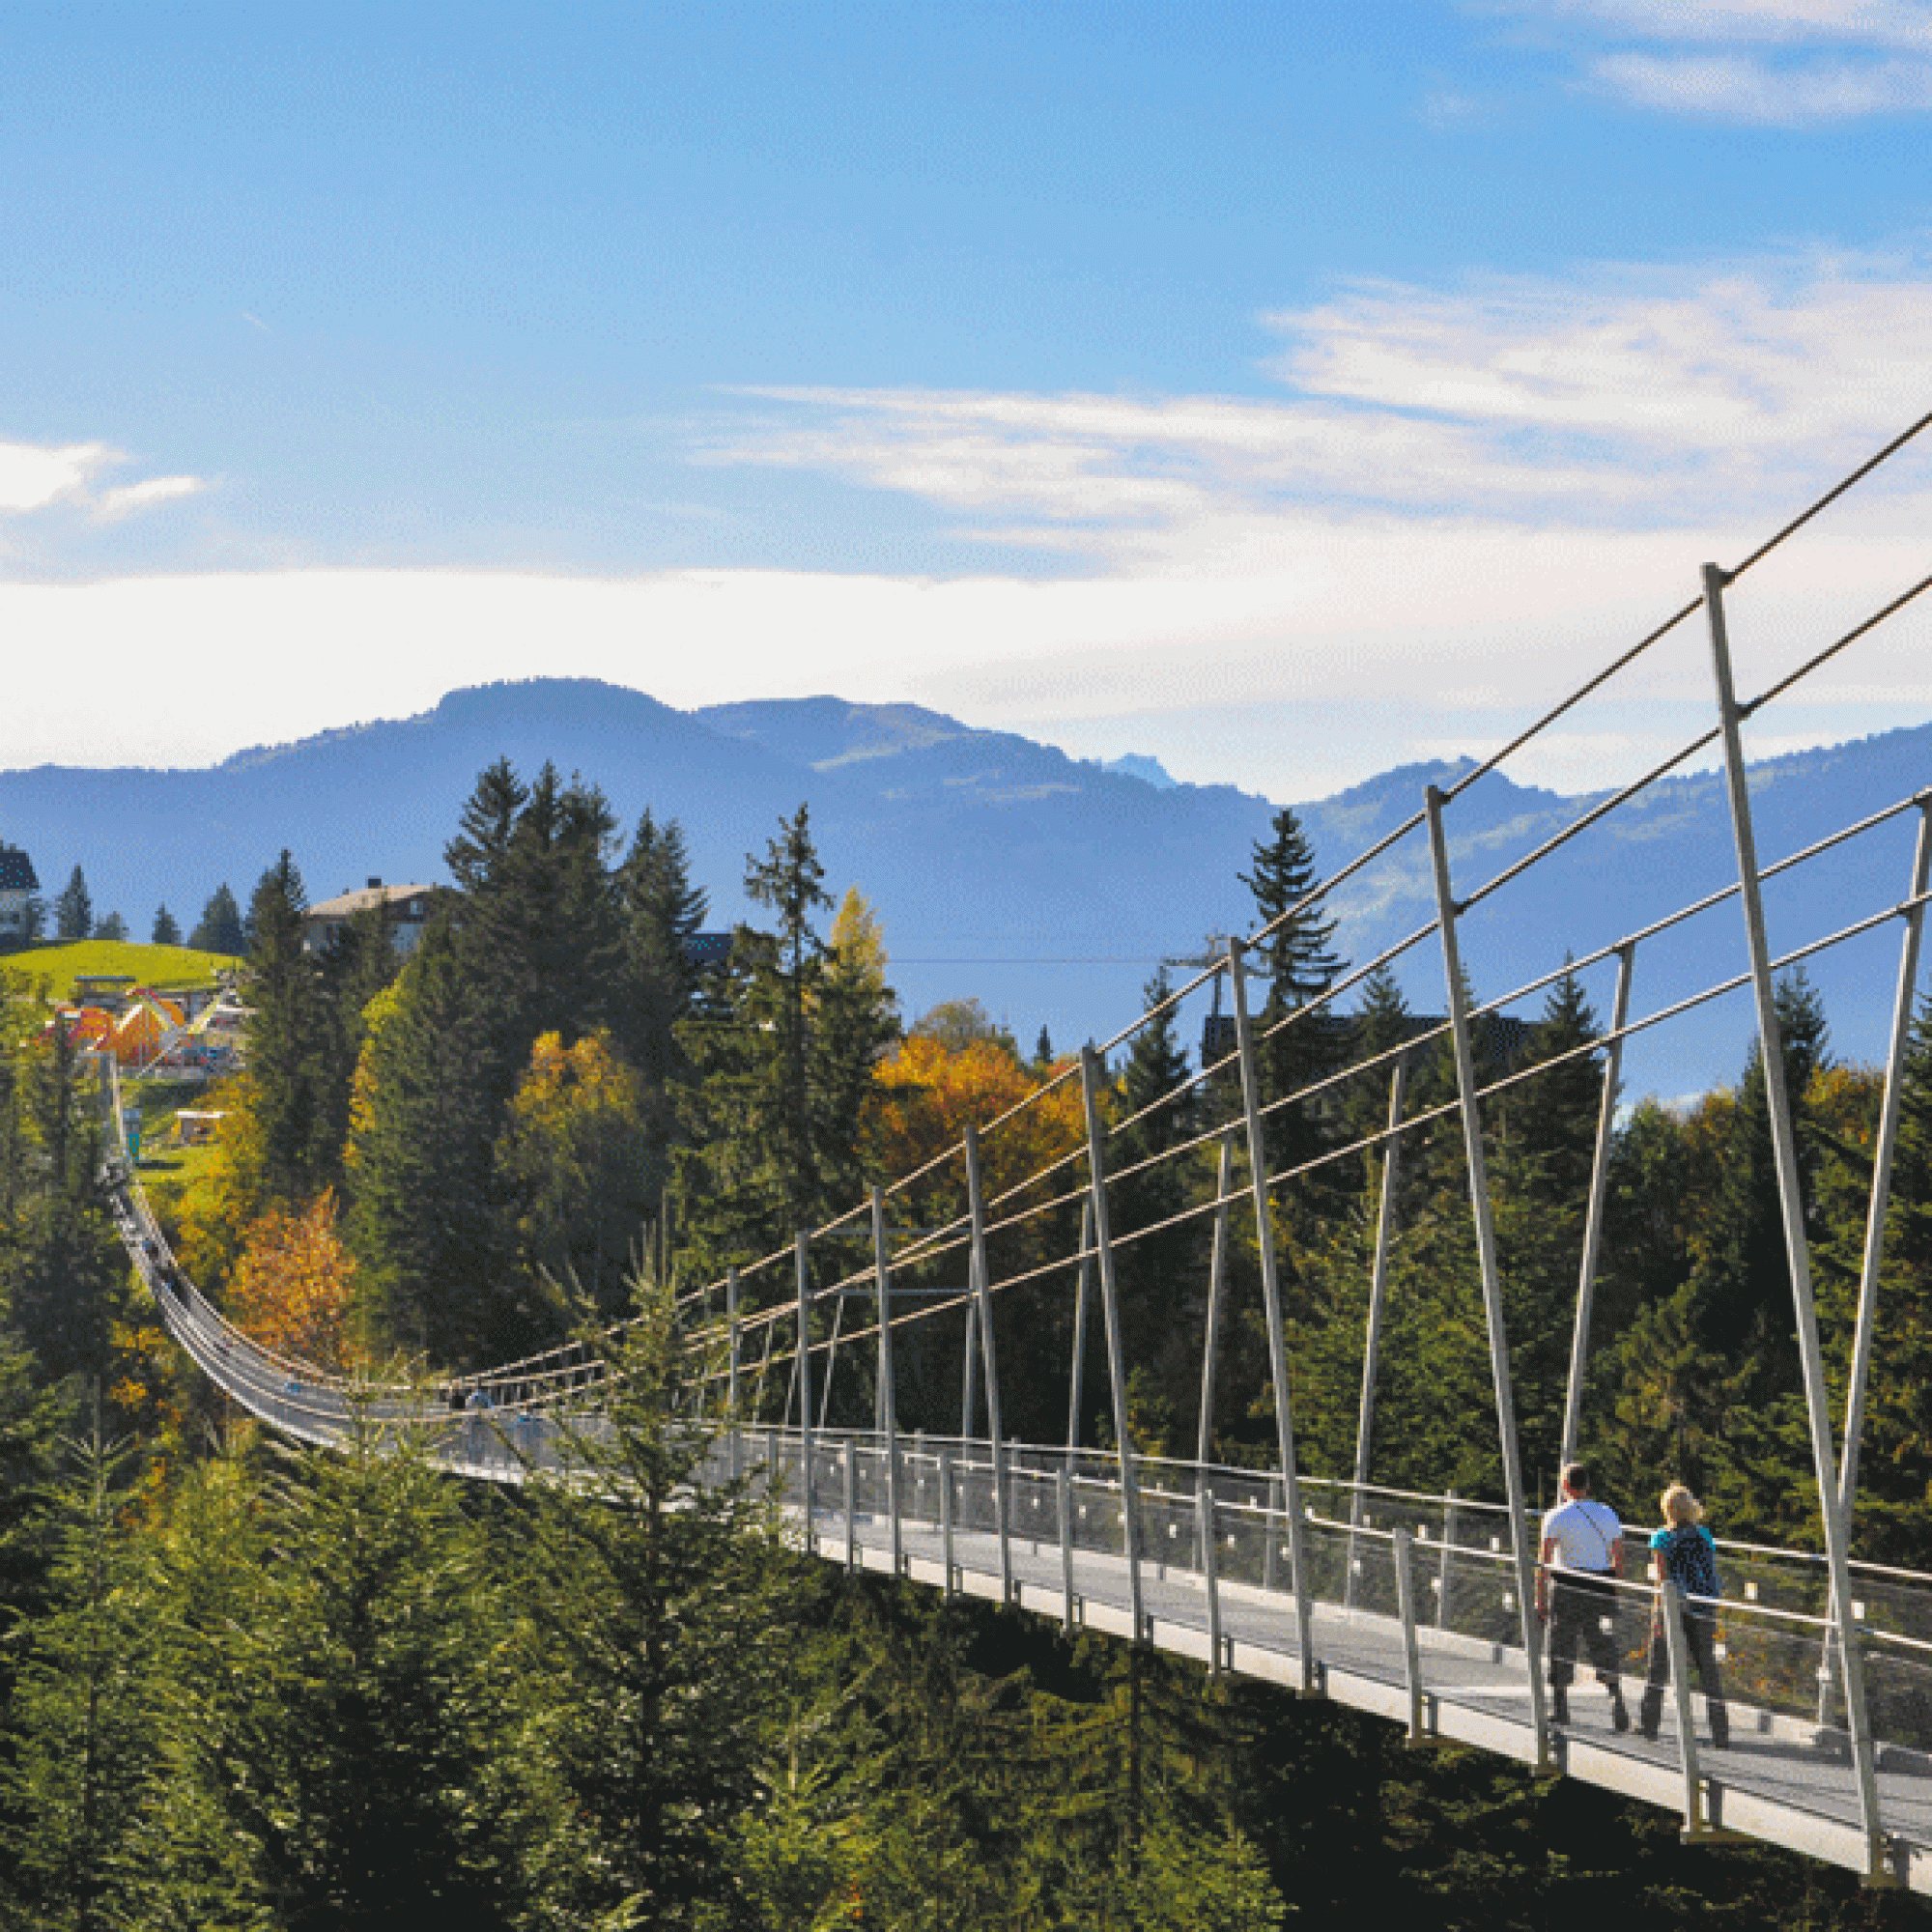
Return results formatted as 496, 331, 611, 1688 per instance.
1637, 1484, 1729, 1748
1538, 1462, 1630, 1731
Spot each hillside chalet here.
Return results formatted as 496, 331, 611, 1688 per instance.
301, 878, 435, 956
0, 841, 40, 945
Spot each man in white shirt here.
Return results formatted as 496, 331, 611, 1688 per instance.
1537, 1462, 1629, 1730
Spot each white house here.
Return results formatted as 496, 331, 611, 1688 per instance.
0, 842, 40, 944
300, 878, 436, 956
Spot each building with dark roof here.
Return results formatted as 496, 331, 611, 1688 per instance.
0, 842, 40, 945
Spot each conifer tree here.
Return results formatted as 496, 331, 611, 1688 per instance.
0, 1424, 162, 1932
347, 918, 507, 1364
815, 888, 899, 1211
0, 1320, 65, 1712
678, 807, 837, 1274
150, 904, 181, 947
748, 803, 830, 1212
160, 1429, 527, 1927
242, 850, 329, 1208
1507, 966, 1605, 1205
617, 808, 709, 1083
6, 1012, 120, 1383
92, 911, 127, 943
187, 883, 245, 956
1688, 971, 1832, 1373
517, 1273, 804, 1927
54, 866, 92, 942
1239, 808, 1347, 1202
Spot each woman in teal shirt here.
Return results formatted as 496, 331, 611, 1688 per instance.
1637, 1484, 1730, 1748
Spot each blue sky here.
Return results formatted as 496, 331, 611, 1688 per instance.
3, 0, 1931, 798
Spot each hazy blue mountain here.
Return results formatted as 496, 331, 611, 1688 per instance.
1100, 753, 1178, 789
1, 677, 1923, 1101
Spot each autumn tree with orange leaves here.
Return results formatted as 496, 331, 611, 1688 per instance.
869, 1019, 1088, 1439
228, 1189, 360, 1375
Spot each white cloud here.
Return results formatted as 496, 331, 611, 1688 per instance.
0, 440, 111, 513
1589, 50, 1932, 119
714, 251, 1932, 562
92, 474, 208, 523
1529, 1, 1932, 48
1494, 0, 1932, 121
0, 435, 209, 524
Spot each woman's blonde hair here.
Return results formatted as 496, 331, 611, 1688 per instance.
1661, 1483, 1703, 1526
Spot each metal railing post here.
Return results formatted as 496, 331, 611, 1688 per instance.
1703, 563, 1887, 1876
1560, 942, 1634, 1468
1079, 1045, 1148, 1643
796, 1233, 815, 1554
1423, 785, 1549, 1764
1840, 801, 1932, 1506
1203, 1490, 1224, 1677
818, 1282, 845, 1431
1226, 941, 1318, 1691
1059, 1464, 1077, 1629
1195, 1129, 1237, 1572
843, 1436, 859, 1573
871, 1189, 903, 1577
1660, 1579, 1708, 1838
1436, 1492, 1459, 1632
964, 1124, 1014, 1602
1264, 1477, 1282, 1595
940, 1444, 956, 1597
961, 1299, 979, 1442
1394, 1527, 1426, 1746
1067, 1197, 1094, 1468
1349, 1053, 1408, 1609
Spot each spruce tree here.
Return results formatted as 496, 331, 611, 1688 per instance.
0, 1320, 65, 1713
242, 850, 328, 1208
747, 803, 831, 1217
1688, 971, 1832, 1371
0, 1424, 163, 1932
53, 867, 92, 942
678, 807, 836, 1274
347, 918, 507, 1364
517, 1274, 804, 1927
160, 1429, 527, 1927
1846, 993, 1932, 1561
1239, 809, 1347, 1201
1508, 967, 1605, 1205
187, 883, 246, 956
815, 888, 899, 1212
6, 1012, 120, 1383
616, 808, 709, 1087
150, 904, 181, 947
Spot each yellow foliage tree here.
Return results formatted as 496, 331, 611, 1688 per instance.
495, 1029, 656, 1321
228, 1188, 359, 1374
158, 1073, 269, 1294
870, 1032, 1089, 1251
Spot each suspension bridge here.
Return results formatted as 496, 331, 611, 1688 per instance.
99, 412, 1932, 1892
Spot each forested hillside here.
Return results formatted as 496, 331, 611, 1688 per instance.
1, 753, 1929, 1927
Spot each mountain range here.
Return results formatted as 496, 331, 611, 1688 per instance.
2, 678, 1925, 1103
